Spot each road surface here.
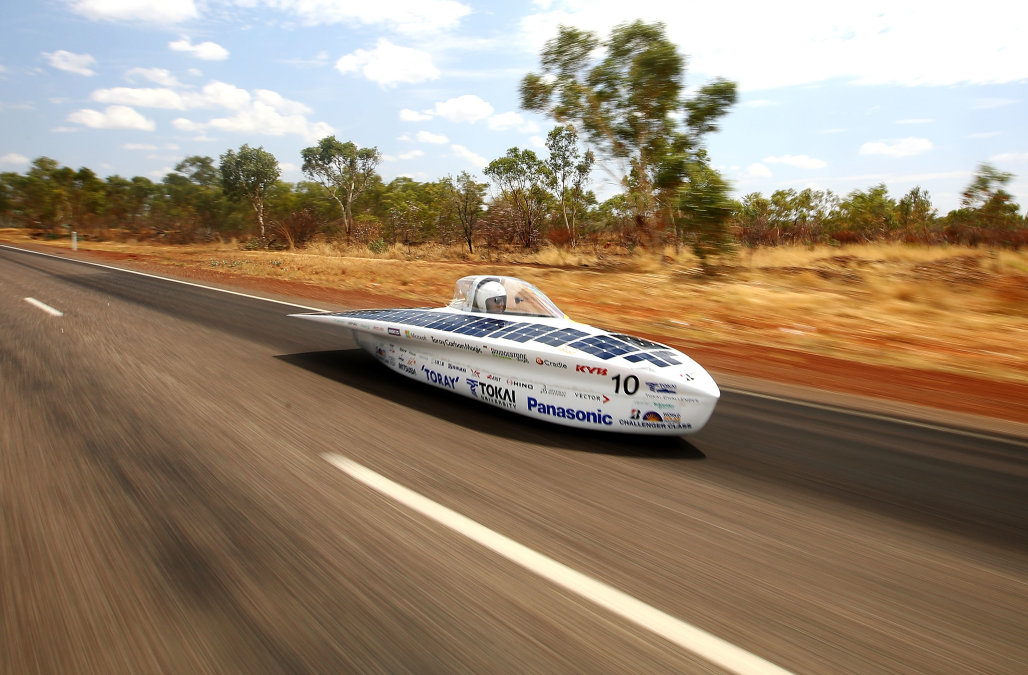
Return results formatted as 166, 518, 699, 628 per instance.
3, 244, 1026, 673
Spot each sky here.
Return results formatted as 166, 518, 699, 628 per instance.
1, 0, 1026, 215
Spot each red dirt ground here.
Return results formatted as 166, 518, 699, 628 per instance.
9, 240, 1027, 426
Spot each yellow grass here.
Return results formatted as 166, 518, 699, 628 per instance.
4, 230, 1027, 385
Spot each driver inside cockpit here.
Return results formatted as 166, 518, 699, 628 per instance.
475, 280, 507, 314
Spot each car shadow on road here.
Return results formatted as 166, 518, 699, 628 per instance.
276, 349, 705, 459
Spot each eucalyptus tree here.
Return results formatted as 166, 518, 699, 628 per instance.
444, 171, 487, 253
219, 144, 280, 241
960, 163, 1023, 230
521, 20, 737, 241
300, 136, 381, 244
544, 125, 594, 247
484, 147, 552, 248
897, 186, 937, 238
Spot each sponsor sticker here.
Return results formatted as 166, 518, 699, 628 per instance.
645, 381, 676, 394
575, 365, 607, 376
467, 378, 517, 408
421, 365, 458, 389
388, 327, 401, 336
404, 330, 427, 341
430, 336, 482, 353
490, 347, 529, 363
505, 378, 534, 390
535, 357, 568, 369
527, 397, 613, 426
622, 409, 691, 429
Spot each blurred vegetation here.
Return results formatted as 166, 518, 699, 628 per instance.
0, 19, 1024, 256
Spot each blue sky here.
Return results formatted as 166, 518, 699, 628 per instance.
1, 0, 1026, 214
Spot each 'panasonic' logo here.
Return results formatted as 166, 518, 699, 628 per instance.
527, 397, 612, 425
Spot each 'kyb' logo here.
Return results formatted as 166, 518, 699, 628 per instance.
576, 365, 607, 376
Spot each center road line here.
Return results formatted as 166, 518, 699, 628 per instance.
24, 297, 64, 317
323, 453, 793, 675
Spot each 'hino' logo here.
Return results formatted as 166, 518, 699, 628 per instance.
576, 365, 607, 376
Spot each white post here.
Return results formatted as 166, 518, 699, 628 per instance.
72, 231, 77, 251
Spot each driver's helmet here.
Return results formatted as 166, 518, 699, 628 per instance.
475, 280, 507, 313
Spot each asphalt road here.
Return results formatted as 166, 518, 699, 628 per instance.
3, 244, 1026, 674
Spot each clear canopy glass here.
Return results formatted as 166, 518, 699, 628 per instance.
449, 275, 566, 318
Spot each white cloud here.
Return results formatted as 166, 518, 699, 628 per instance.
336, 39, 439, 87
519, 3, 1028, 90
172, 117, 199, 131
967, 131, 1001, 139
972, 98, 1017, 110
92, 86, 185, 109
432, 94, 493, 123
169, 37, 229, 61
122, 143, 158, 150
487, 111, 538, 133
262, 0, 471, 34
894, 118, 934, 125
398, 150, 425, 160
254, 89, 311, 115
990, 152, 1028, 163
859, 137, 933, 157
400, 108, 432, 122
198, 81, 251, 110
451, 144, 487, 168
69, 0, 198, 23
42, 50, 97, 76
763, 154, 827, 169
207, 106, 334, 142
67, 105, 155, 130
416, 130, 449, 144
746, 163, 772, 178
0, 152, 30, 166
125, 67, 182, 87
819, 128, 847, 135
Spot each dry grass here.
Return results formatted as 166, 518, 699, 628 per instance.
4, 230, 1027, 385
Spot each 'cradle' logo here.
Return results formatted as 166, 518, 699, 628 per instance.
535, 357, 567, 369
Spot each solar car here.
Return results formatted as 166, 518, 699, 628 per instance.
291, 275, 719, 435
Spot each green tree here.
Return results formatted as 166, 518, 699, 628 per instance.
219, 144, 280, 241
839, 184, 897, 240
676, 156, 735, 264
484, 147, 552, 248
897, 186, 937, 238
521, 21, 736, 242
544, 125, 595, 247
300, 136, 381, 244
444, 171, 487, 253
960, 163, 1022, 230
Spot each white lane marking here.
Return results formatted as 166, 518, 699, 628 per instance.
720, 387, 1028, 448
323, 453, 793, 675
25, 297, 64, 317
4, 244, 1020, 443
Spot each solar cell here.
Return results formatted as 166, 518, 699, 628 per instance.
567, 334, 638, 360
610, 333, 669, 350
533, 328, 589, 346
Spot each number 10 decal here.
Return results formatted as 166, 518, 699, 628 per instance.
611, 374, 639, 395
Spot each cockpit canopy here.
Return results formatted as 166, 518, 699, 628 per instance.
449, 275, 566, 319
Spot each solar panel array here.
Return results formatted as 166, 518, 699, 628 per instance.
333, 309, 678, 367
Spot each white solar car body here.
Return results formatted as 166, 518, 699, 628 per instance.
291, 275, 719, 435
